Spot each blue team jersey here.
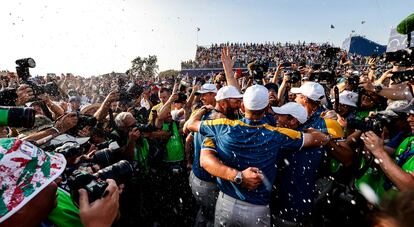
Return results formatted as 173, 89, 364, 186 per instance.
192, 111, 216, 182
275, 107, 344, 222
199, 117, 304, 205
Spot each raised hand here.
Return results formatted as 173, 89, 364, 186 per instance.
15, 84, 35, 105
221, 46, 236, 71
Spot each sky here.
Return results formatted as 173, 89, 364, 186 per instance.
0, 0, 413, 76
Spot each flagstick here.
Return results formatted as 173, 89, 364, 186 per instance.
196, 30, 199, 46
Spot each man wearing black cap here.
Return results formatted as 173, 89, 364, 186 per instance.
360, 100, 414, 200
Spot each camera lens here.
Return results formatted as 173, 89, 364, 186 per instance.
58, 143, 82, 159
0, 107, 35, 128
94, 160, 133, 183
93, 148, 119, 167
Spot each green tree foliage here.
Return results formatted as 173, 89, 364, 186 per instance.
158, 69, 179, 79
129, 55, 159, 79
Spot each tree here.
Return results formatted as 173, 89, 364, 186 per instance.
129, 55, 159, 80
158, 69, 179, 79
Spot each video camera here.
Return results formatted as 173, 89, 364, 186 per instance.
15, 58, 60, 99
381, 48, 414, 83
247, 60, 269, 84
68, 160, 133, 205
390, 69, 414, 83
382, 48, 414, 67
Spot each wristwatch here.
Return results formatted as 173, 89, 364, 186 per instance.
234, 171, 243, 184
374, 85, 383, 93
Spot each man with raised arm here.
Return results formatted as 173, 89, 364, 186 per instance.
186, 85, 330, 226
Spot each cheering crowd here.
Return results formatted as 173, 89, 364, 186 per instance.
181, 42, 367, 69
0, 42, 413, 227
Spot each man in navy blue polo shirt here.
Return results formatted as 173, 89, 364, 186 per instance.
187, 84, 243, 227
186, 85, 330, 227
273, 82, 350, 226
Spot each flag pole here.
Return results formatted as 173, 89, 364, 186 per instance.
196, 27, 200, 46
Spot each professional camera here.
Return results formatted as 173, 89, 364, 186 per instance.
134, 122, 156, 133
390, 69, 414, 83
382, 48, 414, 66
247, 60, 269, 84
66, 113, 97, 136
68, 160, 133, 205
286, 70, 301, 84
309, 70, 335, 84
15, 58, 60, 98
0, 88, 19, 106
0, 106, 35, 128
347, 114, 394, 136
55, 142, 84, 159
77, 114, 97, 128
131, 106, 150, 124
93, 148, 119, 167
92, 142, 122, 168
119, 83, 143, 103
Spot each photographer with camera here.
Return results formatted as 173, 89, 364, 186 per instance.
152, 85, 193, 225
357, 100, 414, 200
0, 138, 122, 227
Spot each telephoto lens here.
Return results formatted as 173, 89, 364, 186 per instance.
93, 148, 121, 168
0, 107, 35, 128
95, 160, 133, 183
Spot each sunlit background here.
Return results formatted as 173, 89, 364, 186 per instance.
0, 0, 413, 76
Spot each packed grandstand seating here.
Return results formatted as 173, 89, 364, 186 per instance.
181, 42, 368, 70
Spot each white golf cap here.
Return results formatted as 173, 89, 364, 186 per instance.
195, 83, 218, 94
290, 82, 325, 101
215, 86, 243, 101
271, 102, 308, 124
243, 85, 269, 110
338, 90, 358, 107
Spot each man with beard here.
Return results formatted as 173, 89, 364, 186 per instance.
185, 85, 330, 227
186, 85, 243, 227
212, 86, 243, 120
